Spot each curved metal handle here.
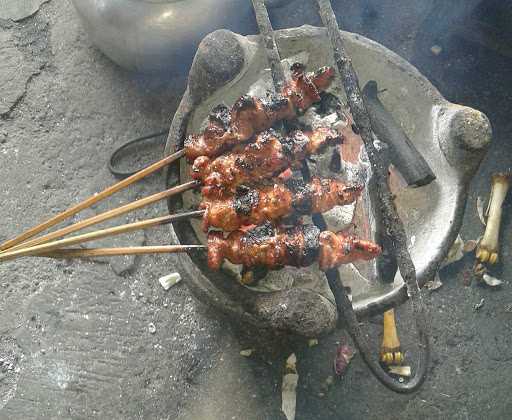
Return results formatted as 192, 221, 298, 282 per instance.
108, 130, 169, 178
327, 268, 430, 393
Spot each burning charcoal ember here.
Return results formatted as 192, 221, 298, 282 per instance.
476, 173, 511, 264
334, 341, 355, 376
380, 309, 404, 366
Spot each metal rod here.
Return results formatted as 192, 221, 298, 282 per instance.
39, 245, 207, 260
0, 148, 186, 252
315, 0, 429, 393
251, 0, 286, 90
0, 210, 204, 262
2, 181, 199, 254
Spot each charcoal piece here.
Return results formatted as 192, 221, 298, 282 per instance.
363, 80, 436, 187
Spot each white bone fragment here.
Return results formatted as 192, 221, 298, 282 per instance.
388, 365, 412, 377
473, 298, 485, 311
308, 338, 319, 347
482, 273, 503, 287
476, 196, 486, 226
425, 273, 443, 291
441, 235, 464, 268
240, 349, 254, 357
159, 272, 181, 290
477, 173, 511, 264
282, 353, 298, 420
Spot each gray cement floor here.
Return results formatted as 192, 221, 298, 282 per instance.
1, 1, 511, 419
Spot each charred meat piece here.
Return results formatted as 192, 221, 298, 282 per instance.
192, 128, 342, 198
184, 64, 335, 161
207, 222, 381, 271
317, 230, 382, 271
200, 178, 362, 232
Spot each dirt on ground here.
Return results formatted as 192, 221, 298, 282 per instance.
0, 1, 511, 419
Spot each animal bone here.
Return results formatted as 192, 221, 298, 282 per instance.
476, 173, 511, 264
380, 309, 404, 366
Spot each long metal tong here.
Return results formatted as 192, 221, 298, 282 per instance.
251, 0, 429, 393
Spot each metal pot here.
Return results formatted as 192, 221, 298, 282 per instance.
70, 0, 289, 73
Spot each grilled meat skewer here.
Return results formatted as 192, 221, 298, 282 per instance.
200, 177, 362, 232
192, 127, 342, 198
8, 225, 380, 272
207, 222, 381, 271
0, 63, 333, 252
184, 64, 335, 161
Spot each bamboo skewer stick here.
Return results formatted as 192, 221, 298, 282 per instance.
1, 180, 199, 254
0, 210, 204, 262
0, 148, 185, 252
39, 245, 207, 259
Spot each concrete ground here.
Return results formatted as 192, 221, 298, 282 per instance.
0, 0, 511, 419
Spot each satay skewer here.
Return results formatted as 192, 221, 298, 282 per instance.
3, 224, 381, 275
40, 245, 207, 259
3, 126, 341, 255
0, 148, 186, 253
1, 181, 199, 255
0, 210, 204, 262
0, 64, 335, 254
1, 174, 361, 261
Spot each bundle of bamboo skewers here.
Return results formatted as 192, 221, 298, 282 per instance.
0, 150, 204, 262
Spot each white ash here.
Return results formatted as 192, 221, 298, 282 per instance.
299, 107, 344, 131
322, 202, 357, 231
247, 52, 309, 98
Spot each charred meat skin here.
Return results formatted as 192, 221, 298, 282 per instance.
192, 128, 342, 198
200, 178, 362, 232
184, 65, 335, 161
318, 231, 382, 271
207, 223, 381, 271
